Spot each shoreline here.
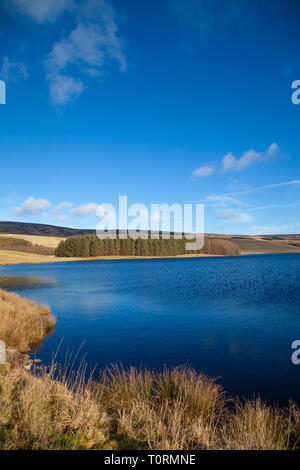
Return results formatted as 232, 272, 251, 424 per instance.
1, 251, 300, 267
0, 252, 228, 266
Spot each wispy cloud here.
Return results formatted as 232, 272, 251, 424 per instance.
191, 164, 214, 178
204, 195, 246, 207
228, 179, 300, 196
217, 210, 254, 224
46, 74, 84, 107
0, 56, 28, 83
71, 202, 98, 217
9, 0, 126, 106
11, 0, 74, 24
52, 201, 73, 222
44, 0, 126, 106
53, 201, 73, 214
192, 180, 300, 206
191, 180, 300, 229
246, 202, 300, 212
221, 143, 280, 173
13, 197, 51, 215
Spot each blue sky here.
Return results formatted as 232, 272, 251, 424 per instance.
0, 0, 300, 234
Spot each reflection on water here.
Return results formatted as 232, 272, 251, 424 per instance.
1, 254, 300, 405
0, 275, 56, 290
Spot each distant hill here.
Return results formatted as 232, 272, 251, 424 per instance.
0, 222, 159, 237
0, 222, 167, 238
0, 221, 95, 237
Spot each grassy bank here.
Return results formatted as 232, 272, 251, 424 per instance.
0, 290, 300, 450
0, 288, 56, 352
0, 363, 300, 450
0, 251, 227, 266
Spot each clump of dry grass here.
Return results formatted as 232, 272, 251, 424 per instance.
0, 365, 108, 450
222, 398, 300, 450
95, 365, 226, 450
0, 288, 56, 352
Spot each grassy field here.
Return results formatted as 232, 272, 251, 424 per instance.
0, 233, 65, 248
0, 249, 60, 265
231, 237, 300, 254
207, 234, 300, 254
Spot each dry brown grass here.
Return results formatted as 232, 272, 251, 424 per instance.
0, 288, 56, 352
0, 366, 108, 450
0, 249, 58, 265
0, 363, 300, 450
95, 365, 226, 450
221, 398, 294, 450
0, 250, 226, 266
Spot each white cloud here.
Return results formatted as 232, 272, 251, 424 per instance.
48, 74, 84, 106
53, 201, 73, 214
54, 215, 67, 222
0, 56, 28, 83
13, 197, 51, 215
9, 0, 126, 106
191, 143, 281, 180
44, 0, 126, 106
191, 165, 214, 178
217, 210, 254, 224
46, 17, 126, 72
71, 202, 98, 217
221, 143, 280, 172
11, 0, 74, 24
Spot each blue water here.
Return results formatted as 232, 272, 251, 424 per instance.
1, 254, 300, 404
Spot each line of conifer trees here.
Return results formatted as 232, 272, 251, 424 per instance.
55, 234, 241, 257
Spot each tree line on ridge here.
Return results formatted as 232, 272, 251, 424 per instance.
55, 234, 241, 257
